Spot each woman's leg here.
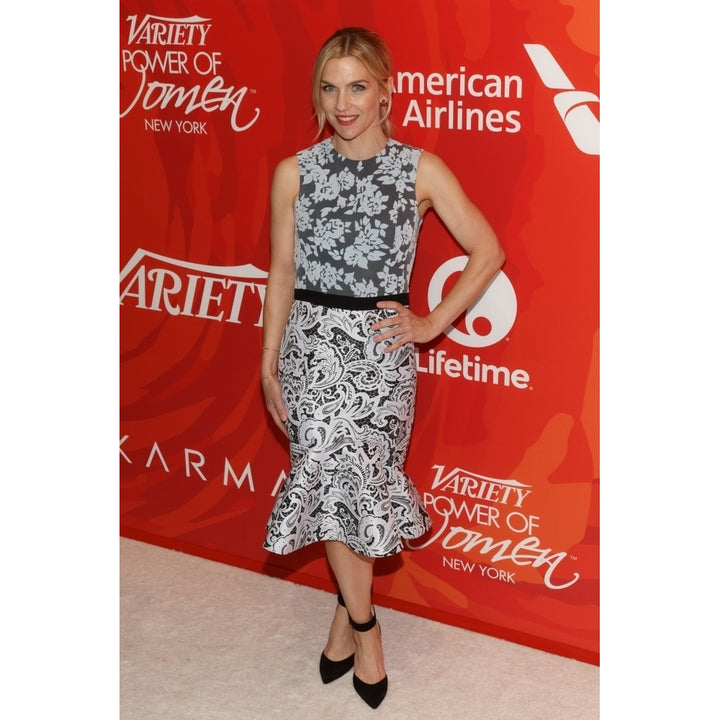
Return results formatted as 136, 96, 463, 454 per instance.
321, 596, 355, 663
324, 541, 386, 685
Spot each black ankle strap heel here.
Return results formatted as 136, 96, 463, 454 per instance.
348, 608, 388, 709
319, 591, 355, 684
348, 612, 377, 633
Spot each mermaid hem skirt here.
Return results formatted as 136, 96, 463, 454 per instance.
263, 299, 431, 559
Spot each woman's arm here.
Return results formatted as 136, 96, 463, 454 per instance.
261, 156, 299, 433
373, 150, 505, 351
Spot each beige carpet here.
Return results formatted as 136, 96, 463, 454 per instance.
120, 537, 599, 719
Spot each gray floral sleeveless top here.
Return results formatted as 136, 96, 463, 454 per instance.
294, 138, 423, 296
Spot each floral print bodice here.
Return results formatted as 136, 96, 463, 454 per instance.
294, 138, 423, 296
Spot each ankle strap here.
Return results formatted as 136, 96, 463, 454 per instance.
337, 592, 346, 608
349, 610, 377, 633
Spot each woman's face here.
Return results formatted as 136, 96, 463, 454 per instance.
319, 56, 385, 142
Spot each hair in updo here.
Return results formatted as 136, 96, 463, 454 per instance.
311, 27, 393, 138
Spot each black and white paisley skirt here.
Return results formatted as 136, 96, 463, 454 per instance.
263, 291, 431, 558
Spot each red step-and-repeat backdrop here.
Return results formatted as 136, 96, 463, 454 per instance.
120, 0, 599, 664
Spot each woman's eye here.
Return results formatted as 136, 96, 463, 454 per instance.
321, 85, 336, 93
353, 84, 366, 92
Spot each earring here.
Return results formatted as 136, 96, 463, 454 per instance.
380, 98, 387, 105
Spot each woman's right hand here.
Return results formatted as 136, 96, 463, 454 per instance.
262, 373, 289, 437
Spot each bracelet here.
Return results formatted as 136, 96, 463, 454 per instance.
263, 346, 280, 352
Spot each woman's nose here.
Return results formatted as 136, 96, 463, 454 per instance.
335, 89, 350, 111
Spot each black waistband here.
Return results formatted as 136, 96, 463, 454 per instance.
294, 288, 409, 310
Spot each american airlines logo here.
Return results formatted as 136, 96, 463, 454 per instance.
524, 44, 599, 155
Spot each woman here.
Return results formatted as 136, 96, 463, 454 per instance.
261, 27, 505, 709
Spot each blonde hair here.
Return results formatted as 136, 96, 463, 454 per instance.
311, 27, 393, 138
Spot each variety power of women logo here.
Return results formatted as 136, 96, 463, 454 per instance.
410, 465, 579, 590
120, 13, 260, 132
